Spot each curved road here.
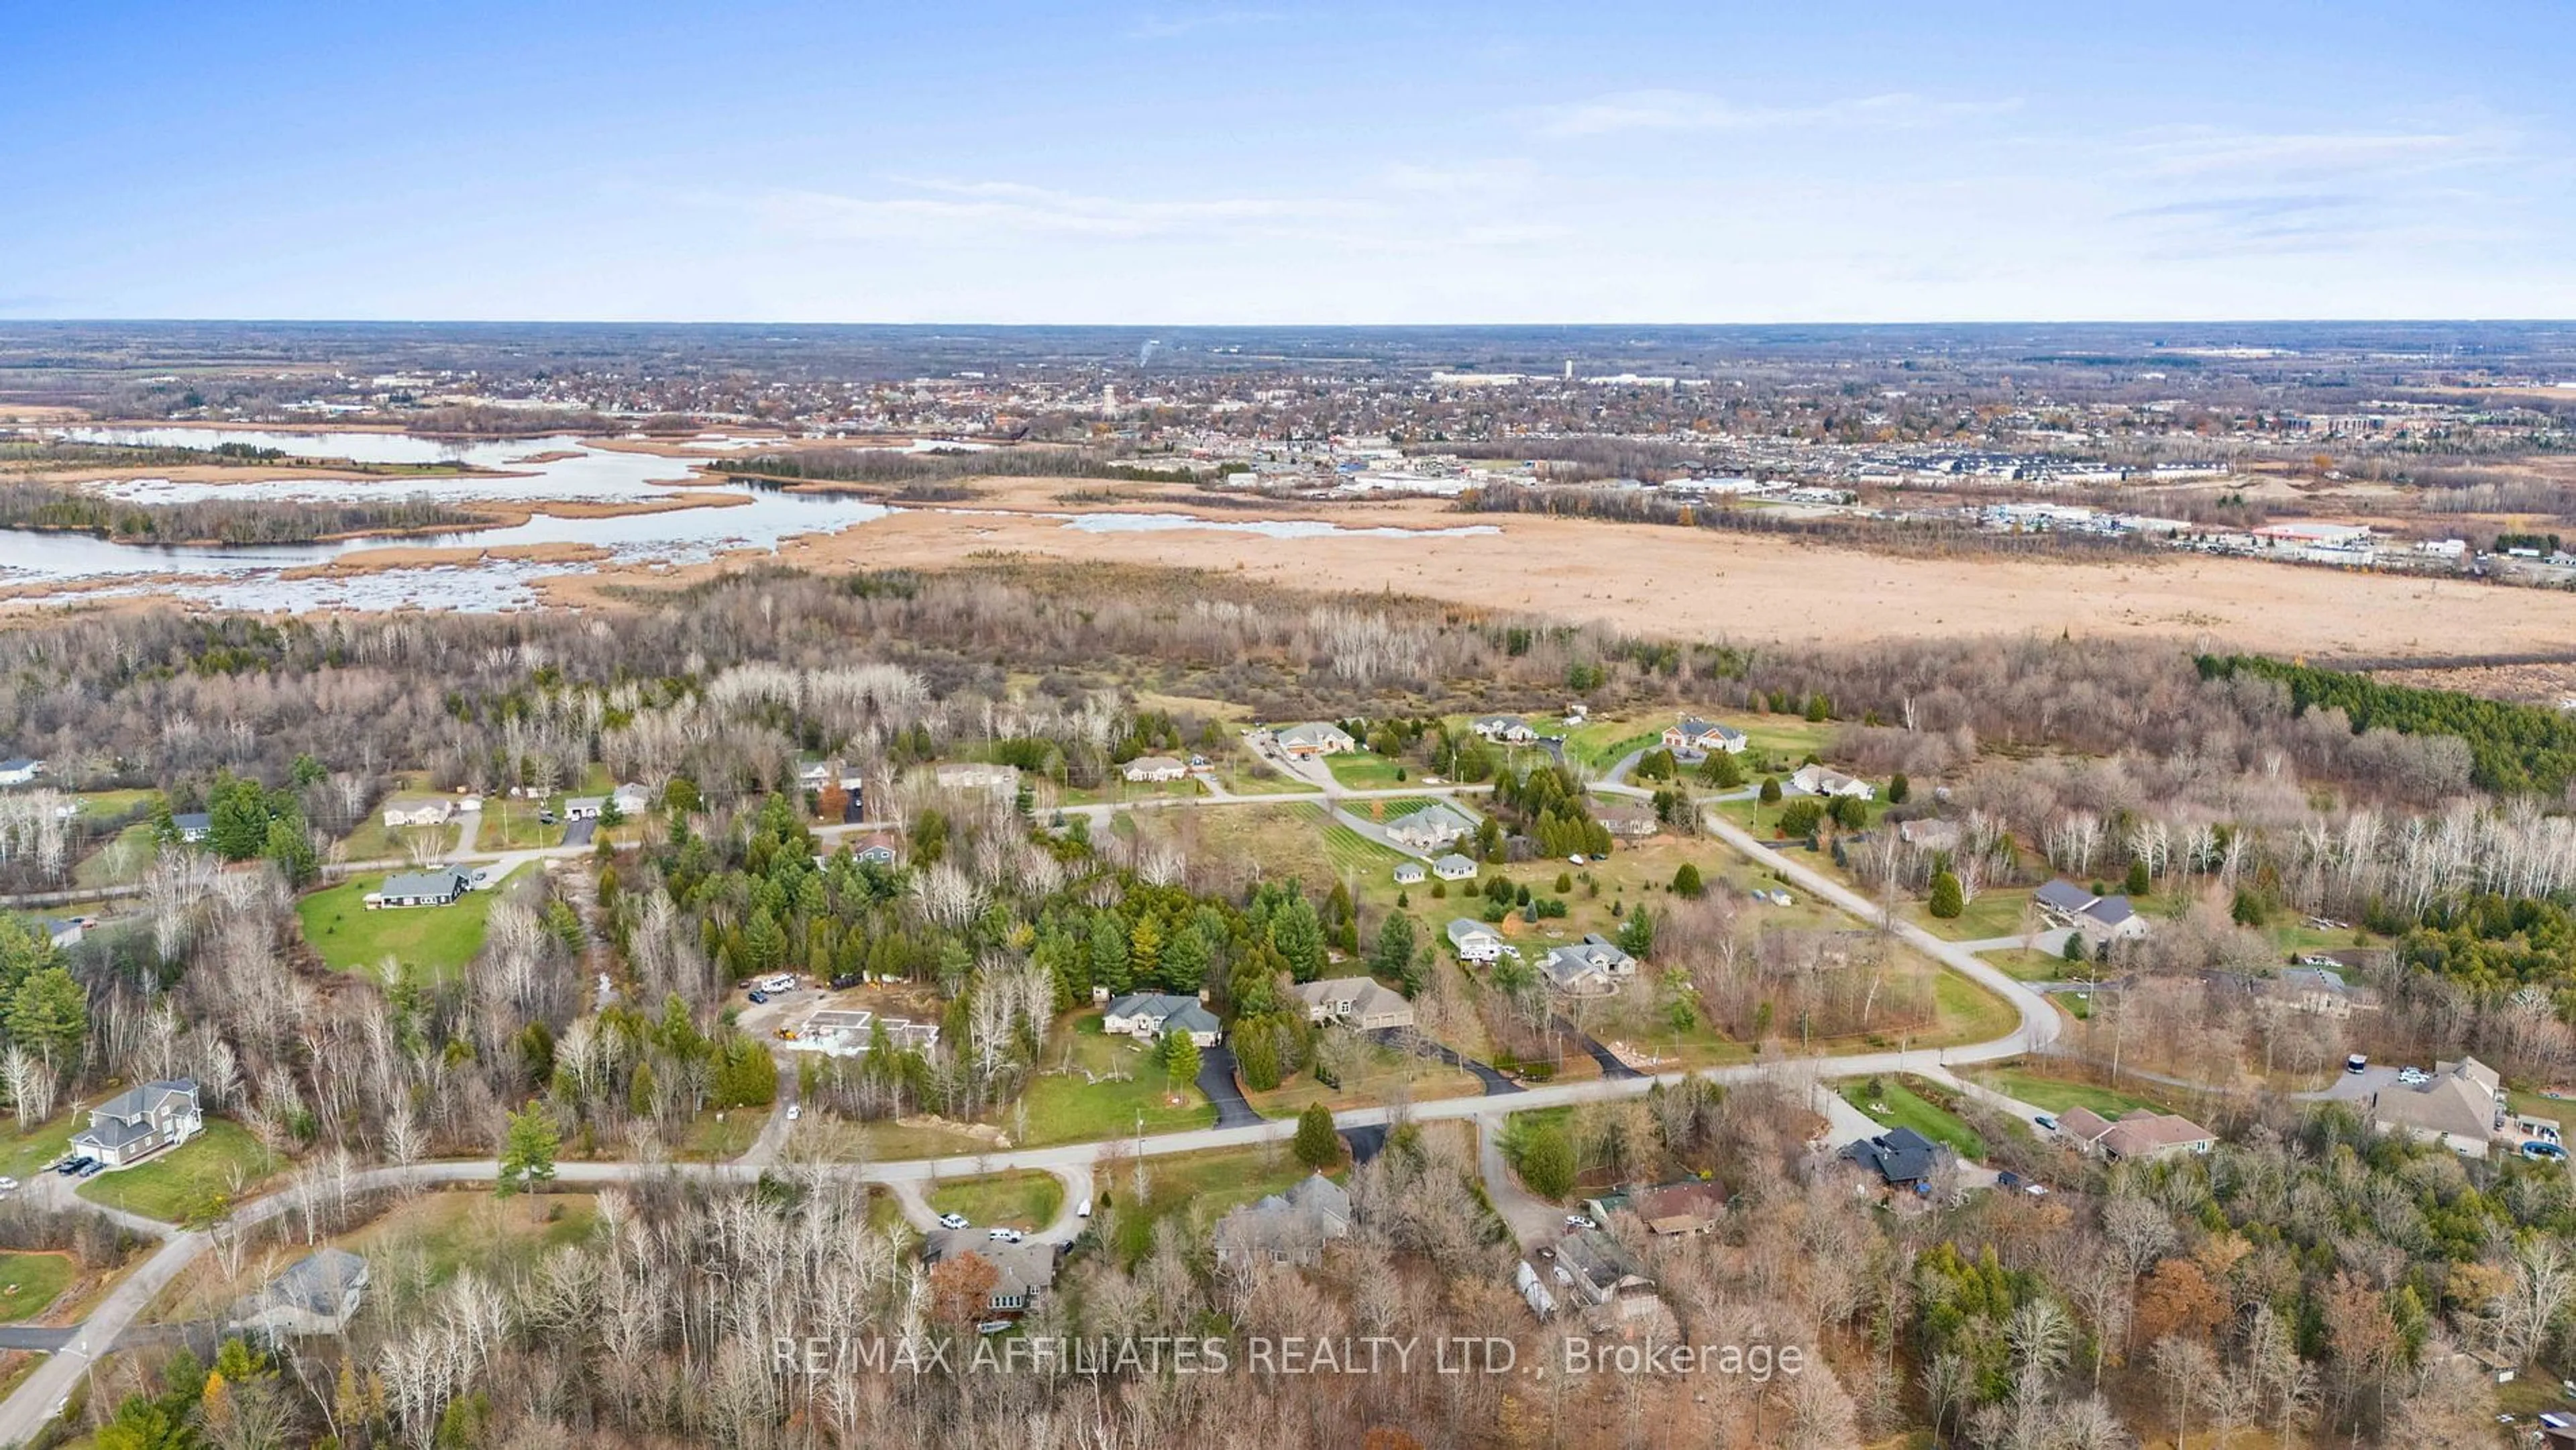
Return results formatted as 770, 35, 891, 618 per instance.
0, 796, 2059, 1447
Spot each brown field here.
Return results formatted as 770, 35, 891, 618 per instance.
537, 474, 2576, 660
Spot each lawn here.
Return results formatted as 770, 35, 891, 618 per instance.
335, 815, 461, 864
478, 799, 564, 850
1968, 1065, 2174, 1121
1841, 1076, 1986, 1159
1322, 820, 1417, 881
1184, 805, 1342, 892
1563, 718, 1663, 771
1104, 1144, 1324, 1265
0, 1252, 76, 1324
0, 1114, 78, 1183
1925, 970, 2023, 1049
926, 1170, 1063, 1230
71, 788, 158, 821
1982, 947, 2074, 982
78, 1120, 279, 1223
673, 1108, 767, 1161
296, 866, 517, 980
151, 1190, 600, 1323
1324, 752, 1417, 790
2269, 920, 2380, 954
1244, 1038, 1482, 1115
72, 823, 158, 890
1907, 886, 2037, 943
1010, 1015, 1220, 1147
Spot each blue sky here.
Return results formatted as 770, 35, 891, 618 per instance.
3, 1, 2571, 322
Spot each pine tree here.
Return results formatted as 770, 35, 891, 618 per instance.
1928, 870, 1964, 919
1293, 1102, 1340, 1169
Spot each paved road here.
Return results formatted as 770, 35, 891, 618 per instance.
1195, 1045, 1263, 1131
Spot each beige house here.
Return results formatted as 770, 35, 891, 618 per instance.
1122, 756, 1188, 783
2055, 1106, 2216, 1163
1292, 976, 1415, 1031
380, 796, 453, 829
2367, 1056, 2502, 1157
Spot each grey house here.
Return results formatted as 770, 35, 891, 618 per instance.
232, 1248, 370, 1337
72, 1078, 203, 1168
1214, 1173, 1353, 1265
366, 869, 472, 909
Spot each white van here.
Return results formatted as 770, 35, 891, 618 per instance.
1076, 1198, 1092, 1218
2346, 1053, 2369, 1074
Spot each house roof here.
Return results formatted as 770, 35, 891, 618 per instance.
1126, 755, 1184, 773
377, 870, 468, 899
1104, 993, 1219, 1035
2034, 880, 2098, 914
171, 812, 211, 831
2371, 1074, 2493, 1142
1555, 1228, 1652, 1296
1845, 1127, 1941, 1184
1277, 722, 1353, 747
1293, 976, 1409, 1020
0, 758, 38, 772
1432, 852, 1479, 874
1629, 1180, 1728, 1233
1447, 918, 1498, 946
2083, 895, 2137, 927
1393, 861, 1426, 880
1389, 802, 1474, 837
89, 1078, 197, 1124
266, 1248, 369, 1316
924, 1233, 1058, 1298
2099, 1111, 2215, 1157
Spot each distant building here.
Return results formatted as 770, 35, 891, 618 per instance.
1660, 719, 1745, 756
933, 762, 1020, 792
1122, 756, 1188, 783
1214, 1173, 1352, 1265
1102, 992, 1222, 1046
1554, 1229, 1658, 1320
0, 758, 45, 787
610, 782, 653, 817
1896, 818, 1962, 852
561, 795, 606, 821
1274, 723, 1356, 758
1431, 853, 1480, 881
1542, 935, 1637, 996
366, 869, 472, 909
72, 1078, 203, 1169
2367, 1056, 2502, 1157
1392, 861, 1426, 886
380, 796, 453, 829
170, 812, 212, 843
231, 1248, 369, 1338
2273, 964, 2380, 1018
923, 1231, 1057, 1315
2055, 1106, 2216, 1163
1447, 919, 1507, 963
1292, 976, 1415, 1031
1789, 764, 1874, 799
1471, 716, 1537, 744
34, 917, 83, 950
2033, 879, 2149, 945
1844, 1127, 1946, 1190
1385, 803, 1476, 853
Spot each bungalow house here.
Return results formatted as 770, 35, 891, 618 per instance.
1896, 818, 1962, 852
1122, 756, 1188, 783
1543, 935, 1637, 996
2368, 1055, 2502, 1157
1431, 853, 1480, 882
610, 782, 653, 817
34, 917, 83, 950
1214, 1172, 1352, 1265
0, 758, 45, 787
1102, 992, 1223, 1047
1554, 1228, 1659, 1320
380, 796, 453, 829
1392, 861, 1426, 886
170, 812, 212, 843
1593, 1180, 1729, 1237
1590, 798, 1658, 838
1447, 919, 1507, 964
1471, 716, 1537, 744
933, 762, 1020, 792
923, 1231, 1058, 1315
848, 833, 901, 868
1843, 1126, 1945, 1191
1789, 764, 1875, 799
231, 1248, 369, 1338
1274, 722, 1356, 758
562, 795, 607, 822
2273, 964, 2381, 1018
70, 1078, 202, 1168
2033, 879, 2150, 946
366, 869, 472, 909
2055, 1106, 2216, 1163
1661, 719, 1746, 756
1386, 802, 1475, 853
1292, 976, 1416, 1031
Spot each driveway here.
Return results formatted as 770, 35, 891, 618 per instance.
1555, 1017, 1644, 1080
560, 819, 596, 847
1197, 1044, 1264, 1130
1366, 1027, 1521, 1096
1477, 1119, 1564, 1251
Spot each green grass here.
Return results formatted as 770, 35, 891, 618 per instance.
1322, 820, 1417, 878
335, 815, 461, 863
1909, 886, 2037, 942
1925, 970, 2022, 1048
926, 1170, 1063, 1230
1982, 947, 2075, 982
1564, 722, 1662, 771
296, 866, 516, 981
0, 1252, 77, 1323
1106, 1145, 1325, 1265
77, 1119, 279, 1223
72, 823, 158, 889
674, 1109, 766, 1161
1010, 1015, 1221, 1147
1968, 1066, 2172, 1121
71, 788, 158, 821
2269, 920, 2379, 954
477, 800, 564, 850
1840, 1076, 1986, 1158
0, 1114, 78, 1183
1324, 752, 1415, 790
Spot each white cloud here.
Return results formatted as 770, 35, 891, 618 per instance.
1533, 88, 2016, 139
2127, 124, 2518, 180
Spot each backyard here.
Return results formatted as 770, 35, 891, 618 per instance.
1841, 1076, 1986, 1158
1323, 752, 1417, 790
1008, 1014, 1220, 1147
77, 1119, 279, 1224
296, 865, 521, 980
1106, 1143, 1326, 1265
925, 1170, 1063, 1230
0, 1252, 77, 1325
1967, 1064, 2178, 1121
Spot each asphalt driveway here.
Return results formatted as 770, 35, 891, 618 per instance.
1197, 1044, 1264, 1129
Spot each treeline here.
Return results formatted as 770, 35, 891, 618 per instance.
727, 446, 1203, 488
1457, 480, 2149, 560
2199, 654, 2576, 795
0, 483, 484, 546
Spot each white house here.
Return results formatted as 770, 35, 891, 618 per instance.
380, 796, 453, 829
1471, 716, 1537, 744
170, 812, 211, 843
34, 917, 83, 950
1385, 802, 1475, 853
1447, 918, 1507, 963
1542, 935, 1638, 996
1789, 764, 1874, 799
2033, 879, 2149, 945
231, 1249, 370, 1338
563, 795, 607, 821
611, 782, 653, 817
1122, 756, 1188, 783
1274, 723, 1356, 758
1661, 719, 1746, 756
1393, 860, 1426, 886
0, 758, 44, 787
71, 1078, 203, 1168
1432, 853, 1480, 881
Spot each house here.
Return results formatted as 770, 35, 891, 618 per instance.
2033, 879, 2149, 945
1386, 802, 1476, 852
1274, 722, 1356, 758
170, 812, 212, 843
923, 1231, 1058, 1314
933, 762, 1020, 792
847, 833, 900, 868
562, 795, 606, 822
1590, 799, 1658, 838
2367, 1055, 2502, 1157
1789, 764, 1874, 799
1447, 919, 1507, 964
70, 1078, 202, 1169
1214, 1172, 1352, 1265
1102, 992, 1223, 1046
1543, 935, 1638, 996
1122, 756, 1188, 783
231, 1248, 369, 1337
34, 917, 83, 950
365, 869, 472, 909
2272, 965, 2380, 1018
610, 782, 653, 817
797, 761, 833, 788
1293, 976, 1415, 1031
1843, 1127, 1945, 1190
2055, 1107, 2216, 1163
0, 758, 44, 787
1661, 719, 1746, 756
1471, 716, 1536, 744
1432, 853, 1479, 881
1896, 818, 1962, 852
1594, 1180, 1729, 1237
1392, 861, 1426, 886
379, 796, 453, 829
1554, 1229, 1659, 1319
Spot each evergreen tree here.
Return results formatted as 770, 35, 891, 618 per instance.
497, 1102, 560, 1197
1160, 1027, 1202, 1094
1293, 1102, 1341, 1169
1927, 870, 1964, 919
1672, 863, 1704, 898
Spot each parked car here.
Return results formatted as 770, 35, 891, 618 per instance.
2033, 1114, 2057, 1131
975, 1320, 1013, 1336
55, 1156, 91, 1177
748, 990, 769, 1005
830, 973, 862, 990
938, 1212, 970, 1230
988, 1227, 1024, 1243
76, 1159, 105, 1178
2346, 1053, 2369, 1074
2398, 1066, 2430, 1086
1076, 1198, 1091, 1218
1564, 1214, 1596, 1230
785, 1104, 801, 1121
